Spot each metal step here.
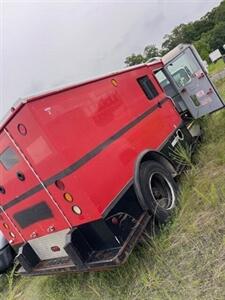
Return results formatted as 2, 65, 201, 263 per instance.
18, 212, 150, 276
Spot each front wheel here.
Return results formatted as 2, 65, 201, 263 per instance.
139, 160, 178, 224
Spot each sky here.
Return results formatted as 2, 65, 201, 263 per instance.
0, 0, 222, 120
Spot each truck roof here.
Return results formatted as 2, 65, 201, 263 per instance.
0, 60, 162, 132
162, 44, 190, 65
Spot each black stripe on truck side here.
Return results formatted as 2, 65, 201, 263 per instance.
13, 202, 53, 228
3, 98, 168, 211
3, 184, 43, 211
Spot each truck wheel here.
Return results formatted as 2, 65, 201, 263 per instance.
0, 245, 15, 274
139, 160, 178, 224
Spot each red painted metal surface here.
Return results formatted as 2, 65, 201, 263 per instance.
0, 64, 181, 245
147, 60, 164, 72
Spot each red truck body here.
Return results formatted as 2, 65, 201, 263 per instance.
0, 62, 192, 275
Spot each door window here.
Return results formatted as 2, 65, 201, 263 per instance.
137, 76, 158, 100
172, 68, 191, 88
155, 70, 170, 88
167, 52, 198, 88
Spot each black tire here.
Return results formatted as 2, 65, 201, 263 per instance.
0, 245, 15, 274
139, 160, 178, 224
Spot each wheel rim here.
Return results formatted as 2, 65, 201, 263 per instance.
149, 172, 175, 210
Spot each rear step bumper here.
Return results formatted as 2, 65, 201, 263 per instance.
18, 212, 151, 276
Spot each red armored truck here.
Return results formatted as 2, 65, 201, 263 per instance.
0, 44, 224, 275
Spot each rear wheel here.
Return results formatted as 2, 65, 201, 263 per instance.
139, 160, 178, 224
0, 244, 15, 274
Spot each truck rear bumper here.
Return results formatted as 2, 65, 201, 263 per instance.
18, 211, 150, 276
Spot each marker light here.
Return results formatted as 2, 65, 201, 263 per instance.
111, 79, 118, 87
3, 223, 9, 229
9, 232, 15, 238
17, 123, 27, 136
51, 246, 60, 252
55, 180, 65, 191
64, 192, 73, 202
72, 205, 82, 215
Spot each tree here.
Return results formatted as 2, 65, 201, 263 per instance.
124, 53, 144, 66
125, 45, 160, 66
214, 0, 225, 23
208, 22, 225, 52
194, 33, 211, 62
143, 45, 160, 61
161, 24, 187, 52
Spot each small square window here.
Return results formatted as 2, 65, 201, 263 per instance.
0, 147, 20, 170
137, 76, 158, 100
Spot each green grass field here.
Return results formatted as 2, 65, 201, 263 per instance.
208, 58, 225, 75
1, 78, 225, 300
215, 79, 225, 100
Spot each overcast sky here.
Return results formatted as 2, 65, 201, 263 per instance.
0, 0, 222, 120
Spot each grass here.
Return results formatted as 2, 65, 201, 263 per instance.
208, 58, 225, 75
1, 79, 225, 300
215, 78, 225, 100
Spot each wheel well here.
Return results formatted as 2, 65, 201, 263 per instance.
133, 150, 177, 211
138, 150, 177, 177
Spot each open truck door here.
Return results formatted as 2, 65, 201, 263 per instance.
160, 44, 224, 119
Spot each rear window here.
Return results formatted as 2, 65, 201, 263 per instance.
0, 147, 20, 170
137, 75, 159, 100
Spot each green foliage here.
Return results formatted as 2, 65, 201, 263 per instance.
194, 33, 211, 62
124, 44, 159, 66
124, 53, 144, 66
214, 78, 225, 100
162, 0, 225, 55
162, 23, 191, 52
208, 21, 225, 52
169, 143, 193, 167
208, 58, 225, 75
143, 45, 160, 61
